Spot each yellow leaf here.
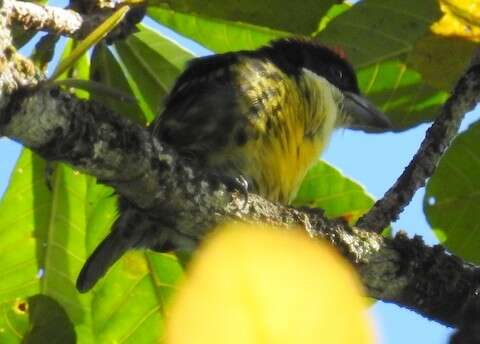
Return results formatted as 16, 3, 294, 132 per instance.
431, 0, 480, 42
166, 222, 375, 344
50, 5, 130, 80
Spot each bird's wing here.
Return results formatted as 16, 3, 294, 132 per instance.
151, 53, 253, 164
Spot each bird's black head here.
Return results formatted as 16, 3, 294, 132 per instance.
266, 37, 359, 94
262, 37, 391, 132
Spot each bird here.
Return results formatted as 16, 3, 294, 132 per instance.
76, 37, 390, 292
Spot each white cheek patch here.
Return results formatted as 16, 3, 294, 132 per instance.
301, 68, 345, 136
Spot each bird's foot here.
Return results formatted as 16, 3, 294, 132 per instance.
207, 173, 249, 207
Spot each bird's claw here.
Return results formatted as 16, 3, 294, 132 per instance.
209, 173, 249, 208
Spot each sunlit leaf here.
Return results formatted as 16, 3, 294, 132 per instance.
90, 43, 147, 124
114, 25, 195, 122
149, 0, 338, 35
356, 61, 448, 129
316, 4, 351, 34
293, 160, 374, 222
51, 5, 130, 80
0, 150, 95, 341
55, 39, 91, 99
431, 0, 480, 42
87, 251, 183, 343
0, 153, 184, 342
0, 298, 30, 343
424, 121, 480, 263
148, 7, 285, 53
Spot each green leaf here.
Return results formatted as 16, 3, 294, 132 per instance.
0, 150, 95, 341
148, 7, 286, 53
317, 0, 441, 68
149, 0, 337, 35
356, 61, 448, 129
89, 251, 183, 343
55, 39, 91, 99
0, 149, 185, 342
51, 5, 130, 80
147, 7, 288, 53
424, 121, 480, 264
90, 43, 147, 124
316, 4, 351, 34
292, 160, 374, 221
407, 33, 476, 91
80, 177, 184, 343
316, 0, 447, 130
0, 298, 30, 343
114, 25, 194, 122
83, 179, 184, 343
23, 295, 76, 344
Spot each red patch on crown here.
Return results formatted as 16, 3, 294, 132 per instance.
331, 45, 348, 59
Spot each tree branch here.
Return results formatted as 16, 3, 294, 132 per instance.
357, 63, 480, 233
0, 3, 40, 101
5, 0, 95, 38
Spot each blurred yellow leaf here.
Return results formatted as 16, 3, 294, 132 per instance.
431, 0, 480, 42
166, 222, 375, 344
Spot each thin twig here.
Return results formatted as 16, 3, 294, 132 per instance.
357, 63, 480, 233
4, 0, 145, 41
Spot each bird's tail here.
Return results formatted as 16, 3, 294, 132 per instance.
76, 208, 148, 293
76, 230, 130, 293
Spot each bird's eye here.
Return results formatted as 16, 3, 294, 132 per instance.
332, 68, 343, 80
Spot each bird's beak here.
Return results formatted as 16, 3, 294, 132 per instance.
343, 91, 391, 132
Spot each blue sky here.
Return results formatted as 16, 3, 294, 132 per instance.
3, 2, 480, 342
